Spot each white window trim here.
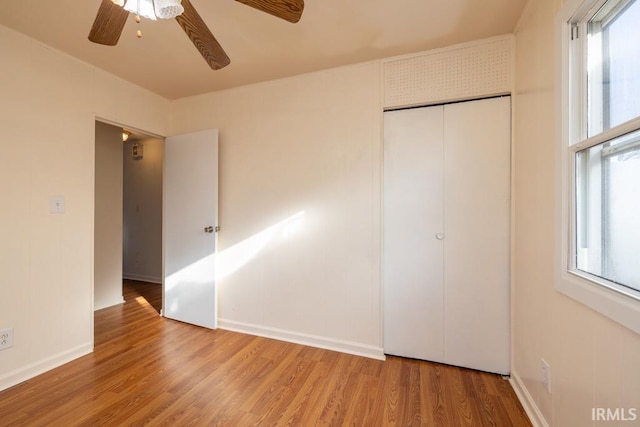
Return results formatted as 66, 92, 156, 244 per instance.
556, 0, 640, 334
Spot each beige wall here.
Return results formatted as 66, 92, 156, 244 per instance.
0, 24, 170, 390
123, 137, 163, 284
171, 62, 384, 357
512, 0, 640, 425
94, 122, 124, 310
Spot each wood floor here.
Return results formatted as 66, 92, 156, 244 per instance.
0, 282, 531, 426
123, 279, 163, 314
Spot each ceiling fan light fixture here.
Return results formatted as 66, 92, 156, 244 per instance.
123, 0, 157, 20
91, 0, 303, 70
112, 0, 183, 20
154, 0, 184, 19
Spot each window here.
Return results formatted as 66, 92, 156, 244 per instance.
586, 0, 640, 134
576, 129, 640, 293
558, 0, 640, 332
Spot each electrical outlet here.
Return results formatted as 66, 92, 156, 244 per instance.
541, 358, 551, 393
0, 328, 14, 351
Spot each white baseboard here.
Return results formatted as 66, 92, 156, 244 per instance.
510, 370, 549, 427
94, 297, 125, 311
123, 273, 162, 284
0, 343, 93, 392
218, 319, 386, 361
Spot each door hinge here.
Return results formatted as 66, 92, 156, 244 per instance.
571, 23, 579, 40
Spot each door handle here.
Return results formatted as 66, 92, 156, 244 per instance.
436, 233, 445, 240
204, 226, 214, 233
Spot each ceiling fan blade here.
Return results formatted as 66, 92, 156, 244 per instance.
176, 0, 231, 70
88, 0, 129, 46
235, 0, 304, 23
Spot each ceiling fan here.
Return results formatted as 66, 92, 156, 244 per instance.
88, 0, 304, 70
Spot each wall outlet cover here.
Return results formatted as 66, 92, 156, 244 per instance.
0, 328, 14, 351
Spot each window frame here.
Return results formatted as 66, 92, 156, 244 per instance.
556, 0, 640, 334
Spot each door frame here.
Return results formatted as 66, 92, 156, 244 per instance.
91, 116, 166, 347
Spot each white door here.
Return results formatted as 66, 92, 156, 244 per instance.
443, 98, 511, 374
163, 129, 219, 329
383, 106, 445, 362
383, 97, 510, 374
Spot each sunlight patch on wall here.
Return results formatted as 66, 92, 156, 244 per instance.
163, 210, 305, 315
216, 211, 306, 280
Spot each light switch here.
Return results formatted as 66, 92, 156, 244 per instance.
49, 196, 65, 214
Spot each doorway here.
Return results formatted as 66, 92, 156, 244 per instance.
94, 121, 164, 314
122, 129, 164, 313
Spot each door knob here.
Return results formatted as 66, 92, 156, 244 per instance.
436, 233, 445, 240
204, 226, 214, 233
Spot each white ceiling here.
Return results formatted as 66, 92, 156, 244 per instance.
0, 0, 528, 100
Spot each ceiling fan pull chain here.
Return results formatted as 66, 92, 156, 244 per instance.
136, 15, 142, 38
135, 0, 143, 38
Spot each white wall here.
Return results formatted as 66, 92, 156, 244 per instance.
123, 137, 163, 284
511, 1, 640, 425
94, 122, 124, 310
0, 24, 170, 391
171, 62, 384, 358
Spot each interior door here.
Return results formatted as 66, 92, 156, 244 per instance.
383, 106, 445, 362
163, 129, 219, 329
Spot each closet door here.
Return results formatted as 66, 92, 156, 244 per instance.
443, 97, 511, 374
383, 97, 511, 374
383, 106, 445, 362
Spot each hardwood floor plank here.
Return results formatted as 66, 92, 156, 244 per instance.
276, 358, 333, 424
404, 361, 424, 426
375, 355, 403, 425
321, 358, 362, 426
342, 371, 380, 425
419, 363, 442, 426
0, 282, 532, 426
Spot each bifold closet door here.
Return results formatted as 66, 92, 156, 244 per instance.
383, 97, 511, 375
383, 106, 445, 362
443, 97, 510, 374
